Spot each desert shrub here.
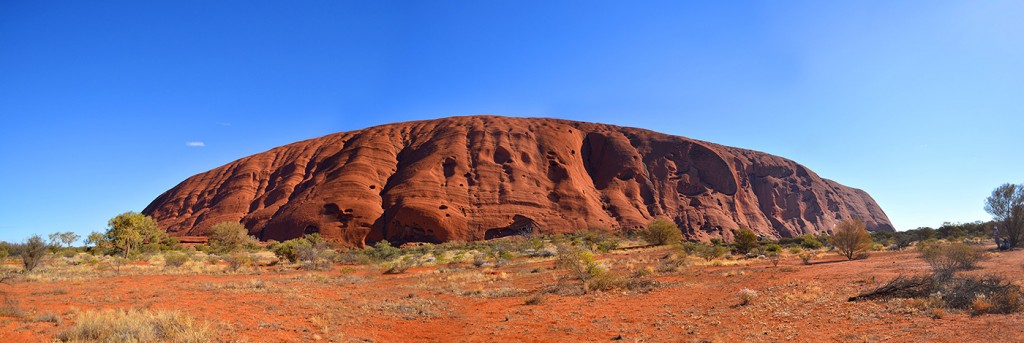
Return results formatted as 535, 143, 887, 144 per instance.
335, 250, 372, 265
205, 255, 220, 264
362, 240, 401, 262
223, 252, 251, 271
587, 271, 622, 292
655, 252, 689, 273
55, 308, 212, 343
33, 312, 61, 324
524, 293, 545, 305
622, 268, 658, 293
800, 234, 823, 250
0, 294, 26, 319
382, 257, 417, 274
788, 246, 802, 254
273, 234, 333, 269
891, 232, 914, 250
641, 219, 682, 246
0, 242, 10, 260
569, 230, 620, 252
767, 252, 782, 267
918, 242, 987, 277
738, 288, 758, 306
829, 219, 872, 260
798, 252, 816, 265
295, 235, 332, 270
206, 221, 257, 254
13, 235, 49, 272
163, 252, 189, 268
472, 255, 488, 268
765, 244, 782, 253
556, 245, 610, 293
695, 244, 728, 262
733, 228, 758, 254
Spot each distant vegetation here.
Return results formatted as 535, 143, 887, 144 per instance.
0, 184, 1018, 279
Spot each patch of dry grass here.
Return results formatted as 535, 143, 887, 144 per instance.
55, 308, 212, 343
362, 296, 448, 320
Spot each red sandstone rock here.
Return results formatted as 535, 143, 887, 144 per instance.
142, 116, 893, 246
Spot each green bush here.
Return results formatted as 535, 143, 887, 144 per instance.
362, 240, 401, 262
207, 222, 257, 254
223, 252, 251, 271
556, 245, 610, 293
765, 244, 782, 253
163, 252, 189, 268
382, 257, 417, 274
798, 252, 816, 265
800, 234, 823, 250
695, 243, 728, 262
733, 228, 758, 253
569, 230, 620, 252
641, 219, 682, 246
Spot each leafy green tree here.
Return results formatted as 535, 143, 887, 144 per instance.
105, 212, 165, 258
733, 228, 758, 253
830, 218, 872, 260
985, 183, 1024, 248
85, 231, 107, 253
206, 221, 256, 253
641, 219, 683, 246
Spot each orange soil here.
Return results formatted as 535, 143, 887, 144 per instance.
2, 248, 1023, 342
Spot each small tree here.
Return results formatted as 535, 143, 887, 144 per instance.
733, 228, 758, 254
985, 183, 1024, 249
641, 219, 682, 246
48, 231, 80, 250
105, 212, 165, 258
14, 235, 49, 272
59, 232, 80, 249
695, 243, 727, 262
829, 218, 872, 260
206, 221, 255, 254
85, 231, 107, 254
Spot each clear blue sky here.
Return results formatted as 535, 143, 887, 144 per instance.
2, 1, 1022, 243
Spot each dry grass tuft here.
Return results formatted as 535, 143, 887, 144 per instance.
56, 308, 212, 343
524, 293, 545, 305
738, 288, 758, 306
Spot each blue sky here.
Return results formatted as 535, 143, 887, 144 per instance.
1, 1, 1022, 243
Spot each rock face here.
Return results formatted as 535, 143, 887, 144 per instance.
143, 116, 894, 246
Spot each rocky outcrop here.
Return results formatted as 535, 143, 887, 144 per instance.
142, 116, 893, 246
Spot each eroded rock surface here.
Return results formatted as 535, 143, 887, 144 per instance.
143, 116, 893, 246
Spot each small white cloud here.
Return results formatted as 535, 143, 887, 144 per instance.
185, 141, 206, 147
217, 122, 231, 127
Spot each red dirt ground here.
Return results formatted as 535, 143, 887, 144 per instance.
1, 247, 1023, 342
